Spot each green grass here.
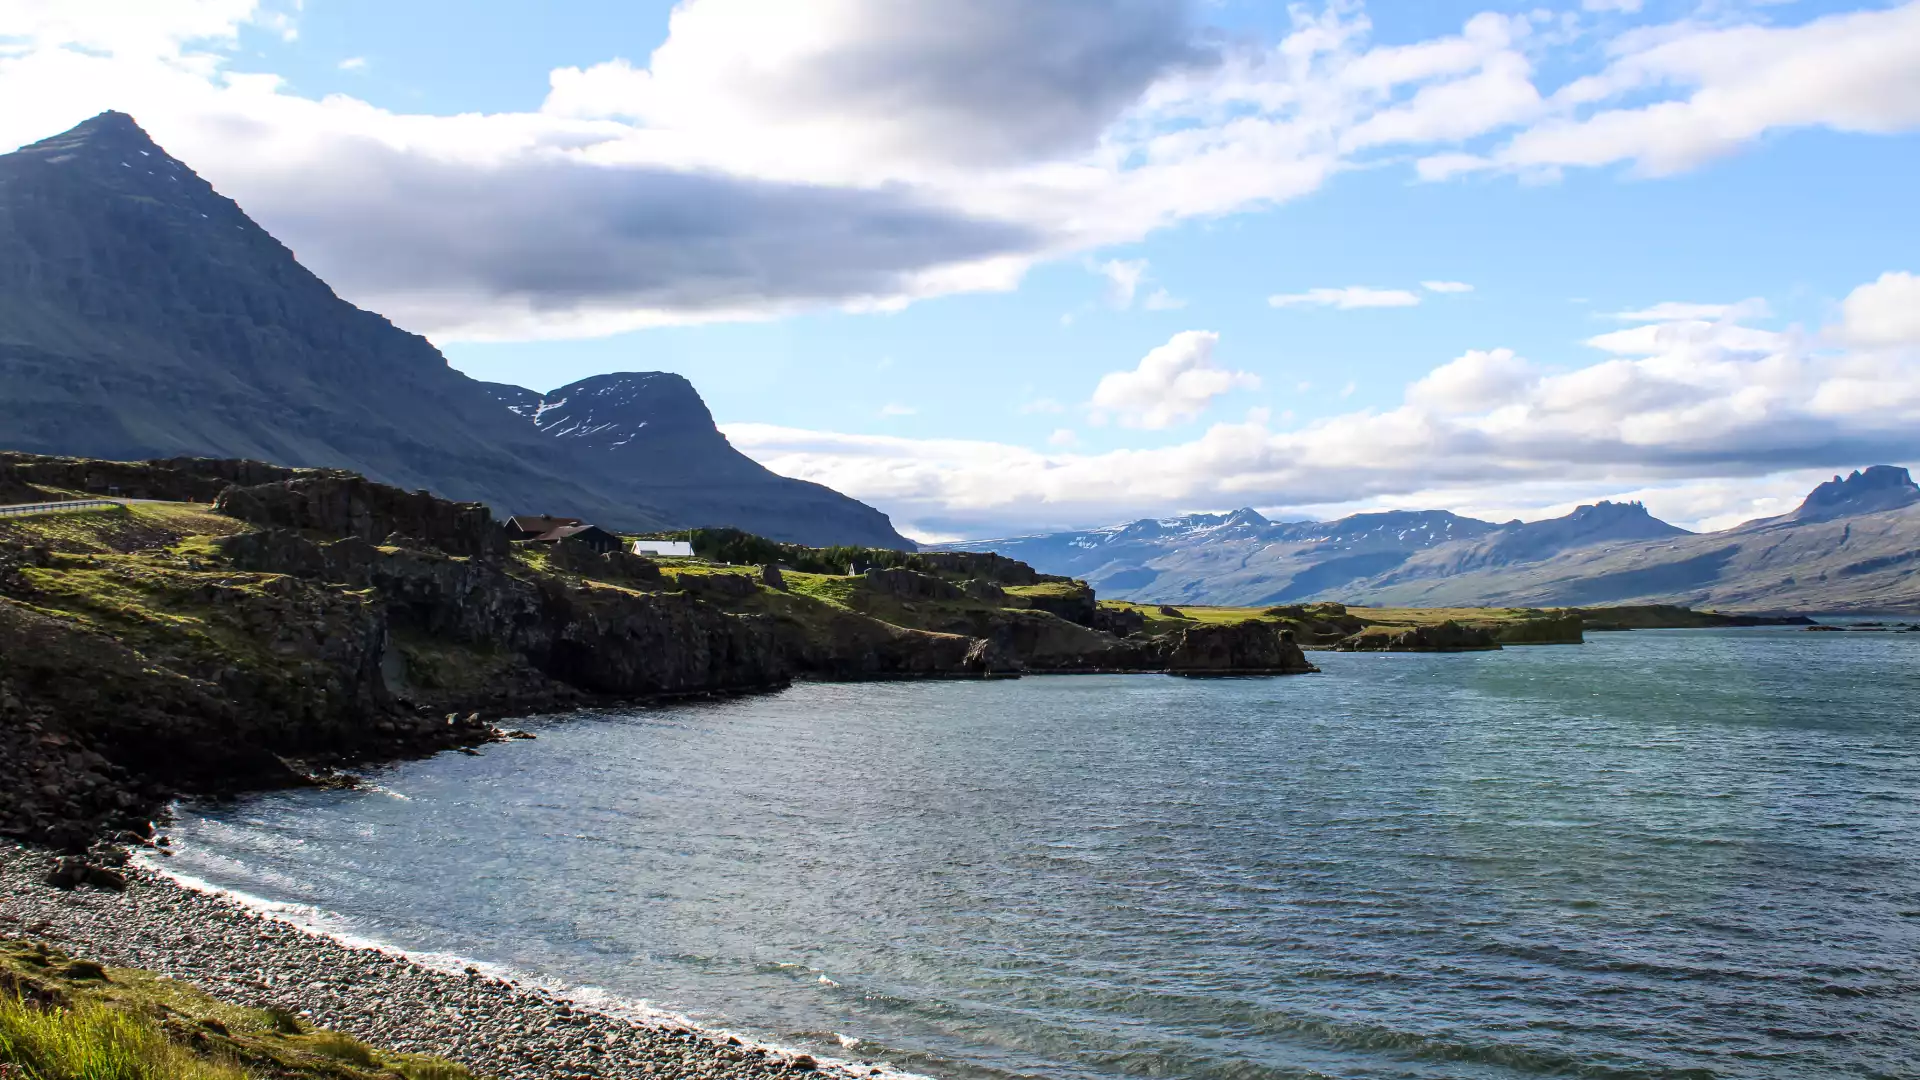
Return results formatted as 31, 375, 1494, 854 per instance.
0, 503, 242, 556
0, 994, 246, 1080
1, 941, 475, 1080
1001, 582, 1089, 599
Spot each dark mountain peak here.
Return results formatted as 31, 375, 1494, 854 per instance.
1221, 507, 1270, 529
17, 111, 193, 188
1563, 500, 1676, 528
1535, 500, 1687, 539
496, 371, 721, 448
558, 372, 714, 430
1792, 466, 1919, 522
41, 110, 151, 148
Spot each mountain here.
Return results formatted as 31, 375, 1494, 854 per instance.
936, 507, 1512, 604
1782, 466, 1919, 523
935, 474, 1920, 612
479, 373, 907, 547
0, 112, 909, 549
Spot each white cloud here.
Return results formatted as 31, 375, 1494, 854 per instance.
338, 56, 366, 71
2, 1, 1915, 340
1048, 428, 1080, 447
1088, 330, 1258, 429
1840, 272, 1920, 347
1432, 3, 1920, 178
0, 0, 258, 59
723, 272, 1920, 534
1142, 288, 1186, 310
542, 0, 1212, 168
1406, 348, 1537, 414
1421, 280, 1474, 294
1610, 300, 1765, 322
878, 403, 918, 417
1269, 286, 1423, 310
1582, 0, 1643, 12
1095, 258, 1149, 308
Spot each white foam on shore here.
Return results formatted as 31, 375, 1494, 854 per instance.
132, 849, 931, 1080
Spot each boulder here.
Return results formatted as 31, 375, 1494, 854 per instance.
761, 564, 788, 591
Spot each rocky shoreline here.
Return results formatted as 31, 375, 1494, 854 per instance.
0, 841, 910, 1080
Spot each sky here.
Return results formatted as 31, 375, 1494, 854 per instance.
4, 0, 1919, 540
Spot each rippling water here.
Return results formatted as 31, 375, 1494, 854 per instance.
164, 628, 1920, 1079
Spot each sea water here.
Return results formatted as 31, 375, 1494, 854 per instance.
162, 628, 1920, 1079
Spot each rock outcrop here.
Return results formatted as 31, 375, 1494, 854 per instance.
1336, 621, 1501, 652
1162, 622, 1319, 675
216, 475, 509, 560
862, 567, 965, 602
1, 452, 298, 503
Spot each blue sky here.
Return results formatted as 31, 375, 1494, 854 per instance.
5, 0, 1919, 538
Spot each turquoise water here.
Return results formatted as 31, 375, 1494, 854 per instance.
165, 629, 1920, 1078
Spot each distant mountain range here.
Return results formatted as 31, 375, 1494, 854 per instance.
932, 467, 1920, 613
0, 112, 908, 549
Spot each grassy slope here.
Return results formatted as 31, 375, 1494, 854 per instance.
2, 505, 357, 685
1, 940, 468, 1080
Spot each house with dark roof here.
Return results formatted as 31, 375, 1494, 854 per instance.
504, 514, 582, 541
531, 523, 623, 554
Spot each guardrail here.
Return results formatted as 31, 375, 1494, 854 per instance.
0, 498, 124, 519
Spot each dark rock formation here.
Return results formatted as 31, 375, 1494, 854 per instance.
1090, 605, 1147, 638
1, 453, 298, 503
1788, 466, 1920, 523
862, 567, 965, 602
216, 475, 509, 559
905, 551, 1060, 586
1012, 584, 1098, 627
1336, 621, 1501, 652
548, 540, 663, 584
1162, 622, 1318, 675
1491, 613, 1585, 644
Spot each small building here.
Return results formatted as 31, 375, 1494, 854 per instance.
632, 539, 694, 557
532, 523, 624, 554
504, 514, 583, 542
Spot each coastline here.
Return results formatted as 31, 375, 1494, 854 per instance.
0, 841, 917, 1080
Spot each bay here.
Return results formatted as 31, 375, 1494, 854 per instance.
163, 628, 1920, 1079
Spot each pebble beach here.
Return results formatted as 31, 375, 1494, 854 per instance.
0, 842, 902, 1080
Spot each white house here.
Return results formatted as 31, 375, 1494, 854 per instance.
632, 540, 694, 557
